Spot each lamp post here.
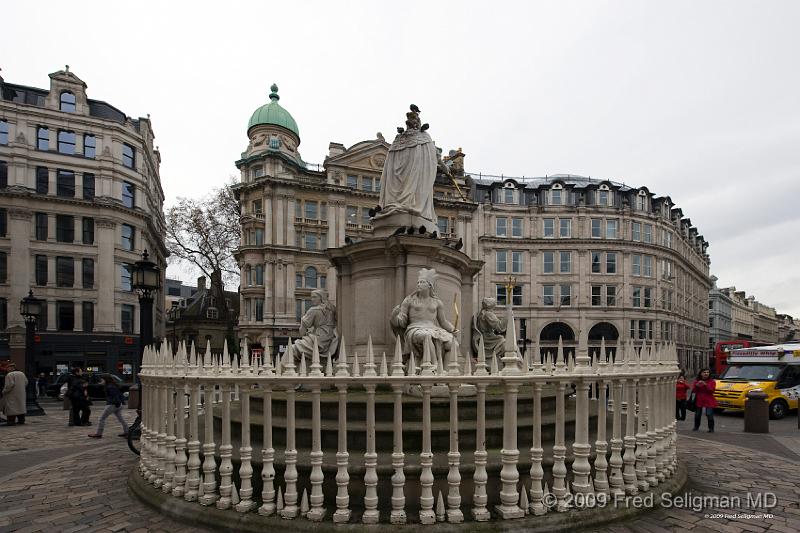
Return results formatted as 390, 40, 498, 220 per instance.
131, 250, 161, 378
19, 289, 46, 416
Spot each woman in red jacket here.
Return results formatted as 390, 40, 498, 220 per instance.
675, 372, 691, 421
692, 368, 717, 432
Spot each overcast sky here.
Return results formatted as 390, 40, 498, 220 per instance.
5, 1, 799, 317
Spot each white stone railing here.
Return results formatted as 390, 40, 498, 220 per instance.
137, 335, 679, 525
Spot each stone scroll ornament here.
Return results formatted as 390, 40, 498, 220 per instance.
390, 268, 459, 364
370, 105, 437, 224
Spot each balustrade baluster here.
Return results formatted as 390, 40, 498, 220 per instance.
308, 339, 326, 521
446, 381, 463, 522
184, 383, 201, 502
173, 383, 188, 498
419, 339, 436, 524
654, 377, 666, 482
363, 337, 379, 524
571, 378, 592, 495
622, 378, 638, 495
472, 339, 490, 521
258, 384, 276, 516
593, 378, 609, 495
281, 343, 299, 519
529, 381, 545, 515
390, 336, 406, 524
199, 382, 218, 506
496, 315, 524, 519
608, 380, 625, 496
634, 376, 650, 492
163, 380, 177, 494
236, 386, 256, 512
552, 380, 569, 511
155, 380, 167, 489
216, 383, 234, 509
147, 377, 159, 484
645, 380, 658, 488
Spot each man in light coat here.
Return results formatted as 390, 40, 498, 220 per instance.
2, 362, 28, 425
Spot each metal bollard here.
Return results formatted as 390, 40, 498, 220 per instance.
743, 390, 769, 433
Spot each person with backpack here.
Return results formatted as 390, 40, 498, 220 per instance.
88, 376, 128, 438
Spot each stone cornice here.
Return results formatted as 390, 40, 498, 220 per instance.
8, 207, 32, 220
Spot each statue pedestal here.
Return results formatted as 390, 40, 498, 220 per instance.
327, 235, 482, 362
372, 212, 438, 238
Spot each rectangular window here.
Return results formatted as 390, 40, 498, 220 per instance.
83, 173, 95, 199
347, 175, 358, 188
606, 219, 618, 239
56, 169, 75, 197
496, 217, 507, 237
437, 218, 449, 235
361, 207, 371, 224
543, 251, 554, 273
122, 143, 135, 169
346, 206, 358, 224
591, 218, 601, 238
559, 251, 571, 273
504, 188, 516, 204
0, 120, 7, 145
304, 201, 318, 220
0, 161, 6, 188
606, 286, 616, 306
82, 302, 94, 332
496, 251, 507, 273
320, 233, 327, 249
606, 252, 617, 274
543, 285, 555, 306
83, 134, 96, 158
543, 218, 554, 238
304, 234, 317, 250
643, 255, 653, 277
37, 126, 49, 150
56, 215, 74, 243
643, 224, 652, 243
598, 190, 609, 206
120, 264, 133, 291
82, 217, 94, 244
639, 320, 647, 340
362, 176, 373, 192
58, 130, 76, 155
255, 264, 264, 285
511, 217, 523, 237
591, 251, 601, 273
644, 287, 652, 308
35, 213, 48, 241
0, 252, 5, 283
252, 200, 262, 214
121, 224, 135, 251
121, 304, 134, 333
375, 179, 381, 192
512, 285, 522, 306
559, 218, 571, 238
255, 298, 264, 321
122, 181, 135, 208
560, 284, 571, 306
632, 287, 641, 308
551, 189, 561, 205
632, 254, 641, 276
511, 251, 523, 273
36, 167, 49, 194
56, 256, 74, 287
255, 228, 264, 245
0, 298, 5, 330
591, 285, 602, 306
630, 320, 636, 339
82, 258, 94, 288
56, 301, 74, 331
295, 273, 303, 288
632, 222, 641, 241
496, 284, 506, 306
0, 209, 5, 237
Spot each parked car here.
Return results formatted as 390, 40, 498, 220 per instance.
46, 373, 131, 401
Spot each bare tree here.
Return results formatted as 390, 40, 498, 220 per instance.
165, 178, 240, 291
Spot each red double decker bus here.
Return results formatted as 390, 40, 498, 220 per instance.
712, 340, 768, 376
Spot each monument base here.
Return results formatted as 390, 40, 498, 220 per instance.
371, 212, 438, 238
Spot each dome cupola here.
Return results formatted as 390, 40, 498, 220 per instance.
247, 83, 299, 138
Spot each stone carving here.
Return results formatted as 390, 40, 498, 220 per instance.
443, 147, 465, 177
293, 289, 339, 361
471, 298, 507, 361
390, 268, 458, 363
373, 105, 437, 224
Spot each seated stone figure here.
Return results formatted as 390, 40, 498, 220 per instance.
293, 289, 339, 363
471, 297, 507, 361
390, 268, 459, 365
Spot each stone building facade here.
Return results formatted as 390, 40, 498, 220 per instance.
708, 275, 733, 347
0, 68, 166, 376
165, 276, 238, 354
233, 87, 711, 373
718, 287, 779, 344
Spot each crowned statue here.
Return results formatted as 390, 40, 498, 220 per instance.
390, 268, 459, 364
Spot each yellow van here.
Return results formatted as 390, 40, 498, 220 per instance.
714, 343, 800, 419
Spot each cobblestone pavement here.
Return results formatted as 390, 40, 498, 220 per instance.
0, 400, 798, 533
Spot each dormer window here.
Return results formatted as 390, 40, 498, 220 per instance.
549, 183, 563, 205
637, 190, 648, 211
251, 166, 264, 178
206, 308, 219, 319
207, 296, 216, 308
60, 91, 76, 112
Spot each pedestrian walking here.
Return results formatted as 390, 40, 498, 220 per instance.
37, 373, 48, 397
2, 362, 28, 425
692, 367, 717, 432
67, 367, 91, 427
675, 372, 690, 420
88, 376, 129, 438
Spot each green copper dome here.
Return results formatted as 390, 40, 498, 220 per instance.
247, 83, 299, 137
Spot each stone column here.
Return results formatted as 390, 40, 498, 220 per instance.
285, 195, 296, 247
95, 218, 117, 332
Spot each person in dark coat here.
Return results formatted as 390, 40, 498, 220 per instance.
88, 376, 128, 438
67, 367, 91, 427
692, 367, 717, 432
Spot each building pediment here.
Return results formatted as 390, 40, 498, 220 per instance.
325, 139, 389, 173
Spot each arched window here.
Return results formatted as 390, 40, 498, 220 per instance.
60, 91, 76, 112
304, 266, 317, 288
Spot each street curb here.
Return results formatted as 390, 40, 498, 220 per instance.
128, 463, 688, 532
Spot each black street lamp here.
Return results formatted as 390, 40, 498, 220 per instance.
131, 249, 161, 378
19, 289, 46, 416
